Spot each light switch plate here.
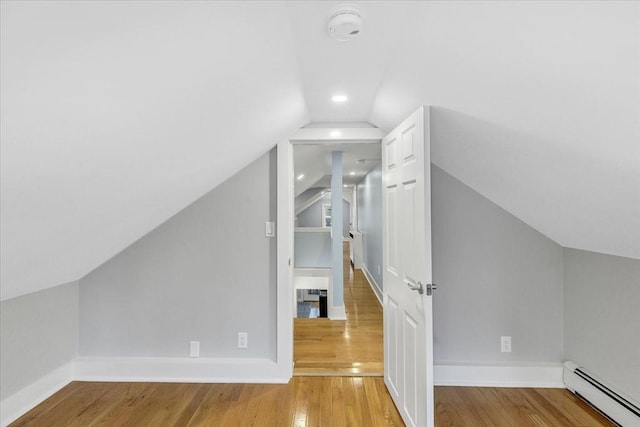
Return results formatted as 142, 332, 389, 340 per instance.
265, 221, 275, 237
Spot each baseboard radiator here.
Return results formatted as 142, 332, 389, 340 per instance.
563, 361, 640, 426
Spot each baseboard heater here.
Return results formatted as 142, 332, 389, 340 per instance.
563, 361, 640, 426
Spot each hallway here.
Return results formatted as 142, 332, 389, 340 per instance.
294, 242, 384, 375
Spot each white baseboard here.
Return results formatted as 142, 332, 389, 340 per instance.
361, 264, 382, 306
1, 362, 73, 427
73, 357, 289, 384
329, 305, 347, 320
434, 363, 565, 388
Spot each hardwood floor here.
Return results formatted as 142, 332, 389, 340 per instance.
435, 387, 614, 426
294, 242, 384, 375
11, 243, 615, 426
11, 380, 615, 426
9, 378, 404, 427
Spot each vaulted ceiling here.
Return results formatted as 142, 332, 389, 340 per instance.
2, 1, 638, 300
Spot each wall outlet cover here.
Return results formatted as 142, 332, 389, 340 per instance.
189, 341, 200, 358
238, 332, 248, 349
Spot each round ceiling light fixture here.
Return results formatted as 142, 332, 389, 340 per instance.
331, 94, 348, 103
328, 5, 363, 42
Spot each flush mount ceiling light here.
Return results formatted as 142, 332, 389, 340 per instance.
328, 5, 363, 42
297, 174, 305, 180
330, 130, 342, 138
349, 171, 356, 175
331, 94, 348, 103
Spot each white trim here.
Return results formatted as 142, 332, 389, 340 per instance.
361, 264, 383, 306
276, 139, 294, 380
284, 130, 384, 367
1, 362, 73, 427
434, 363, 565, 388
294, 267, 331, 277
289, 127, 385, 142
328, 305, 347, 320
73, 357, 288, 384
294, 227, 330, 233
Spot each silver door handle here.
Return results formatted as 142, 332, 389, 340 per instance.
407, 282, 437, 296
407, 282, 424, 294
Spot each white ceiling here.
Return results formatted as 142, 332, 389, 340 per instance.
1, 1, 638, 300
294, 143, 382, 196
0, 1, 308, 300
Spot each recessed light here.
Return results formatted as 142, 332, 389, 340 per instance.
330, 130, 342, 138
297, 174, 305, 180
349, 171, 356, 175
331, 94, 348, 103
343, 184, 348, 188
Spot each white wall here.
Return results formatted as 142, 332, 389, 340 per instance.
1, 281, 78, 424
431, 165, 564, 364
79, 149, 277, 359
563, 248, 640, 403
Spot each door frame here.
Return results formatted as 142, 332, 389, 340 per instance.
276, 127, 386, 378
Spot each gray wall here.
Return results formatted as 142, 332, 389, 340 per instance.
297, 195, 350, 238
297, 195, 329, 228
79, 149, 277, 359
563, 248, 640, 402
1, 281, 78, 401
357, 162, 383, 291
342, 199, 350, 239
294, 231, 332, 268
431, 165, 564, 364
295, 187, 323, 211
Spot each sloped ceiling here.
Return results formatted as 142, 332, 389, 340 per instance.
1, 1, 638, 300
0, 1, 308, 300
294, 143, 382, 196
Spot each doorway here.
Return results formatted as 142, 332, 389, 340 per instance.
289, 135, 384, 375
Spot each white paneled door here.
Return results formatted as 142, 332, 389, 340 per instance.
382, 106, 434, 427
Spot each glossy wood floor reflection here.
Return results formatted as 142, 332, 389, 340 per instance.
11, 380, 615, 426
10, 378, 404, 427
294, 242, 384, 375
435, 387, 614, 426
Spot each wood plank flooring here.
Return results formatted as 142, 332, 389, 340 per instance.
10, 380, 615, 426
435, 387, 614, 426
10, 242, 615, 426
9, 378, 404, 427
294, 242, 384, 375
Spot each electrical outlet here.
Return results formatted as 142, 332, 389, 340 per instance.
189, 341, 200, 358
501, 336, 512, 353
238, 332, 248, 349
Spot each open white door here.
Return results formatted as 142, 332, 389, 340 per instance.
383, 106, 434, 427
